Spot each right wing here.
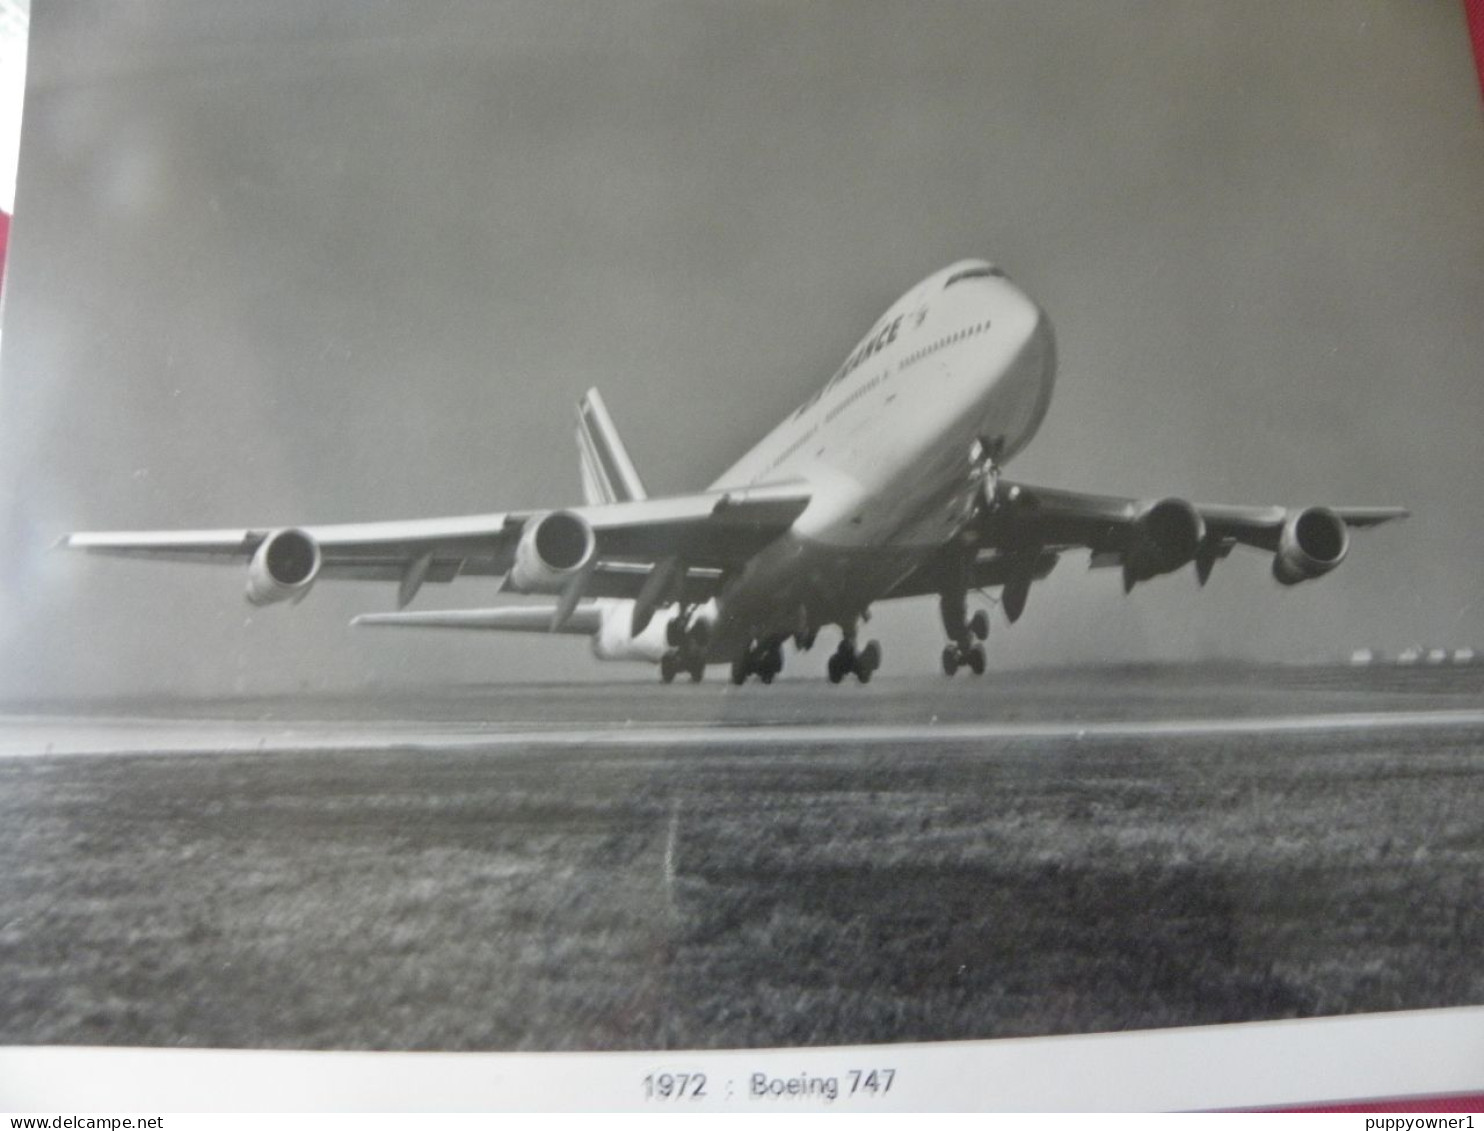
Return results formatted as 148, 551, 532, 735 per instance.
60, 480, 810, 611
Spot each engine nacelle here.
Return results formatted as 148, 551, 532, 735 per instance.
245, 527, 322, 606
1272, 506, 1349, 586
508, 510, 597, 594
1125, 497, 1206, 583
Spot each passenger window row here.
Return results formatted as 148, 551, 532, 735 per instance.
900, 321, 991, 371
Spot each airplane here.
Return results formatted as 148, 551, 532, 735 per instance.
61, 259, 1407, 685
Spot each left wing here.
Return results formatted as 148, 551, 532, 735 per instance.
886, 480, 1406, 619
983, 480, 1406, 583
60, 480, 810, 612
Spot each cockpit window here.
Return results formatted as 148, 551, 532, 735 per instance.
945, 266, 1005, 287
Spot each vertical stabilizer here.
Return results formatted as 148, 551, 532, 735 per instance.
576, 388, 649, 504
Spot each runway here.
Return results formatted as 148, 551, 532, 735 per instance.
1, 706, 1483, 758
2, 663, 1481, 1052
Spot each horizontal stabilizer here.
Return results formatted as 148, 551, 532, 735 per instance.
352, 604, 605, 635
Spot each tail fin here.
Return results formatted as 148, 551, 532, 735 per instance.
576, 388, 648, 505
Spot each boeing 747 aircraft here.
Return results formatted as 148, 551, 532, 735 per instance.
63, 260, 1406, 684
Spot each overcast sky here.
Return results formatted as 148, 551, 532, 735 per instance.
1, 1, 1481, 697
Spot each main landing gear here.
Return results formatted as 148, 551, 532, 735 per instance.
731, 638, 785, 685
941, 637, 986, 677
660, 650, 705, 684
660, 607, 707, 683
729, 630, 881, 686
827, 637, 882, 684
940, 591, 989, 677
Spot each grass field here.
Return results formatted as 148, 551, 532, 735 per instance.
2, 669, 1482, 1050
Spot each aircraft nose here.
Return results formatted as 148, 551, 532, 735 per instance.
960, 288, 1056, 457
1001, 284, 1054, 380
1026, 305, 1055, 382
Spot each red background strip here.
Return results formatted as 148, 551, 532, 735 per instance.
1467, 0, 1484, 101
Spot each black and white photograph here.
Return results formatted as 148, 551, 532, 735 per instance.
1, 0, 1482, 1110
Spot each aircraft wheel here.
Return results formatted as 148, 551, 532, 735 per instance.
767, 644, 785, 679
966, 644, 986, 676
858, 639, 882, 674
660, 653, 678, 684
969, 610, 990, 641
941, 645, 959, 677
827, 654, 847, 684
688, 620, 711, 652
688, 659, 705, 683
730, 657, 748, 685
666, 617, 686, 648
759, 669, 774, 685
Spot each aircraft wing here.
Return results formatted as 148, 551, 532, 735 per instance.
60, 479, 810, 608
887, 482, 1405, 622
970, 480, 1407, 592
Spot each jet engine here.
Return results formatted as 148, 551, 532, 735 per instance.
1124, 497, 1205, 584
508, 510, 597, 594
1272, 506, 1349, 586
245, 527, 321, 606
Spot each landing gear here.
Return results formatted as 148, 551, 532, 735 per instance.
660, 605, 708, 684
827, 637, 881, 684
731, 639, 784, 685
661, 650, 705, 684
941, 641, 985, 676
666, 609, 710, 651
939, 586, 989, 678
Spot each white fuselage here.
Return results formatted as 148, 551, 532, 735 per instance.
687, 259, 1056, 660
